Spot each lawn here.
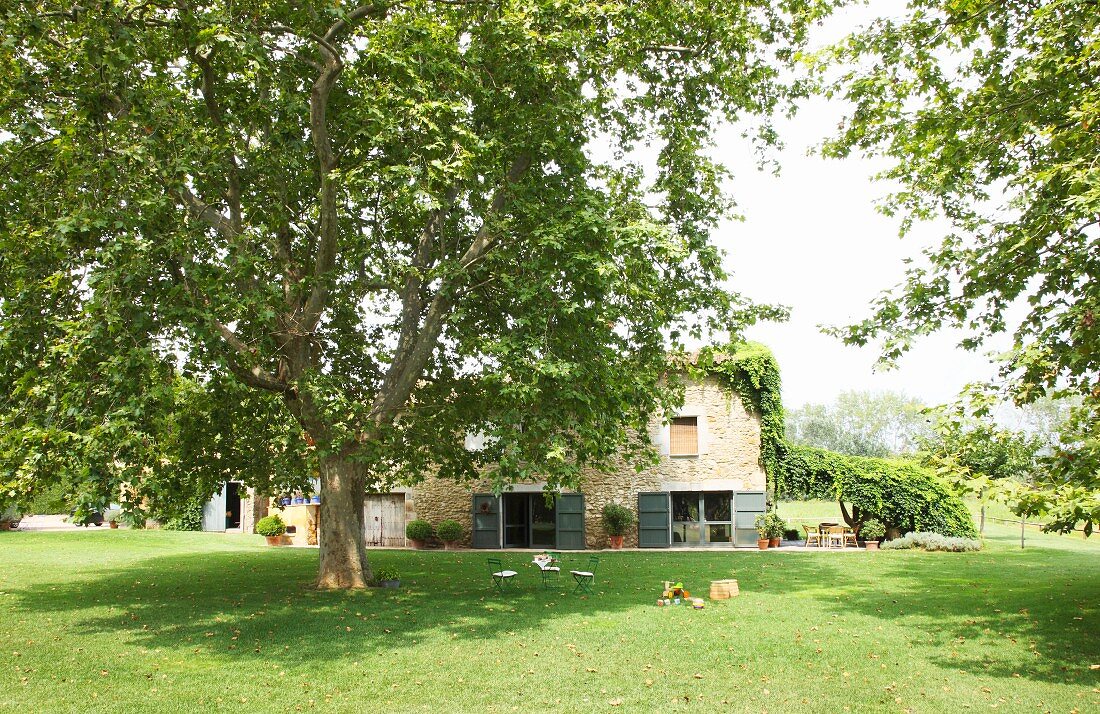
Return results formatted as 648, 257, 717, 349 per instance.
1, 530, 1097, 713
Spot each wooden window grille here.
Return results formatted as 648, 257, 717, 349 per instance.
669, 416, 699, 456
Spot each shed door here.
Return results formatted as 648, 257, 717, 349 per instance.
201, 483, 227, 532
555, 494, 586, 550
638, 492, 671, 548
734, 491, 766, 546
365, 495, 406, 547
471, 494, 500, 548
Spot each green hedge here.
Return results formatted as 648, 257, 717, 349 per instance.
779, 443, 977, 538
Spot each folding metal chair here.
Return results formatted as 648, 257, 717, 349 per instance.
488, 557, 517, 592
536, 552, 561, 589
570, 556, 599, 594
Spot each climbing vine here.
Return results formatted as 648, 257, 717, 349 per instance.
689, 342, 785, 504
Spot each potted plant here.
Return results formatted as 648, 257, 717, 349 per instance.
292, 494, 305, 505
754, 513, 770, 550
375, 566, 400, 589
256, 514, 287, 546
436, 519, 463, 549
310, 493, 320, 505
861, 519, 885, 550
601, 503, 634, 549
278, 496, 291, 507
104, 508, 121, 529
405, 519, 433, 549
764, 512, 785, 548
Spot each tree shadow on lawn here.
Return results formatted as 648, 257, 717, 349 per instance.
7, 546, 841, 671
810, 547, 1100, 689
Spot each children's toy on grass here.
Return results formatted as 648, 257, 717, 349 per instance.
657, 581, 694, 606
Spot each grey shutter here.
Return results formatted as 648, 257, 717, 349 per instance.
555, 494, 586, 550
201, 483, 227, 532
471, 494, 500, 548
734, 491, 766, 546
637, 492, 671, 547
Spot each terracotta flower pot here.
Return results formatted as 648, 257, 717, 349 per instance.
443, 541, 460, 550
865, 541, 879, 550
757, 538, 770, 550
609, 535, 624, 549
265, 535, 283, 546
769, 537, 781, 548
109, 522, 119, 529
409, 539, 426, 550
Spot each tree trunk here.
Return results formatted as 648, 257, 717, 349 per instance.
316, 455, 372, 589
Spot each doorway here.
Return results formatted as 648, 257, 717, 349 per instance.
503, 493, 557, 548
364, 494, 406, 547
225, 482, 242, 530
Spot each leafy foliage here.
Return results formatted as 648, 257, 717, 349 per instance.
880, 532, 983, 552
373, 566, 400, 583
405, 519, 433, 542
860, 518, 885, 542
780, 443, 977, 539
159, 498, 206, 532
786, 390, 930, 457
255, 514, 287, 537
600, 503, 635, 537
691, 342, 784, 501
819, 0, 1099, 532
435, 519, 463, 543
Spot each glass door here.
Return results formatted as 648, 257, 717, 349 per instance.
530, 495, 556, 548
503, 493, 529, 547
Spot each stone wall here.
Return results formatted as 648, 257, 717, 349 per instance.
402, 374, 765, 548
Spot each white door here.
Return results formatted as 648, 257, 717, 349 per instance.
364, 495, 406, 547
202, 483, 227, 532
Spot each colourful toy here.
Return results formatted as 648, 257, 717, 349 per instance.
660, 580, 691, 603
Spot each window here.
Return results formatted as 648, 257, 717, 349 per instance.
669, 416, 699, 456
671, 491, 732, 545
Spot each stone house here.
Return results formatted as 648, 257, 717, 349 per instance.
389, 369, 768, 549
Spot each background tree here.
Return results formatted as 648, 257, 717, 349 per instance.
820, 0, 1099, 533
0, 0, 827, 587
919, 408, 1042, 536
785, 390, 930, 458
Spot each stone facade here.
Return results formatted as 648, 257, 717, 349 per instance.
402, 374, 765, 548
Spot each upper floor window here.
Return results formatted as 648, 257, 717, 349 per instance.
669, 416, 699, 456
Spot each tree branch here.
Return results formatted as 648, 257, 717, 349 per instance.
457, 153, 532, 269
191, 50, 243, 230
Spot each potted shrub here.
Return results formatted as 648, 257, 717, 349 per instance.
436, 519, 463, 549
601, 503, 634, 549
375, 566, 400, 589
754, 514, 770, 550
765, 512, 785, 548
256, 514, 287, 545
405, 519, 433, 549
310, 493, 320, 505
783, 526, 800, 542
105, 508, 121, 529
861, 519, 885, 550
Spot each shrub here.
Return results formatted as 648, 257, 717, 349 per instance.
754, 513, 770, 538
255, 514, 286, 537
601, 503, 635, 536
783, 527, 801, 541
861, 518, 886, 541
881, 531, 982, 552
374, 566, 400, 582
436, 519, 463, 543
160, 498, 205, 531
778, 444, 978, 539
405, 519, 433, 541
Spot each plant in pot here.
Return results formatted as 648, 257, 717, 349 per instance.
754, 513, 771, 550
105, 508, 121, 529
860, 519, 885, 550
405, 519, 433, 549
601, 503, 634, 549
256, 514, 287, 545
374, 566, 400, 589
765, 513, 785, 547
436, 519, 463, 549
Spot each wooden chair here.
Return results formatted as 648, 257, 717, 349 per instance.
825, 525, 846, 549
488, 558, 517, 592
803, 524, 822, 548
570, 556, 599, 594
843, 528, 858, 548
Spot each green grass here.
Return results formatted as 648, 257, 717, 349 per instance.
1, 531, 1097, 713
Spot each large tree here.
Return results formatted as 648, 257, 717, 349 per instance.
821, 0, 1099, 532
785, 389, 930, 458
0, 1, 825, 586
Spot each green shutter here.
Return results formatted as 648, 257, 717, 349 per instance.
638, 492, 671, 548
471, 494, 500, 548
555, 493, 585, 550
734, 491, 766, 546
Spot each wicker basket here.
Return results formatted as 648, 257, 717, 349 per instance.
709, 579, 739, 599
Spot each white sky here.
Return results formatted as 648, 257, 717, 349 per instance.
706, 7, 1008, 410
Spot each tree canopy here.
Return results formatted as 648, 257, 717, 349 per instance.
820, 0, 1099, 533
785, 390, 930, 458
0, 0, 829, 586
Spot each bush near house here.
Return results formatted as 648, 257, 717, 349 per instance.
405, 519, 433, 542
881, 532, 983, 552
436, 520, 463, 543
255, 515, 286, 537
601, 503, 635, 536
779, 444, 977, 539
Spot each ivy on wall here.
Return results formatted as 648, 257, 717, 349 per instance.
688, 342, 785, 503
